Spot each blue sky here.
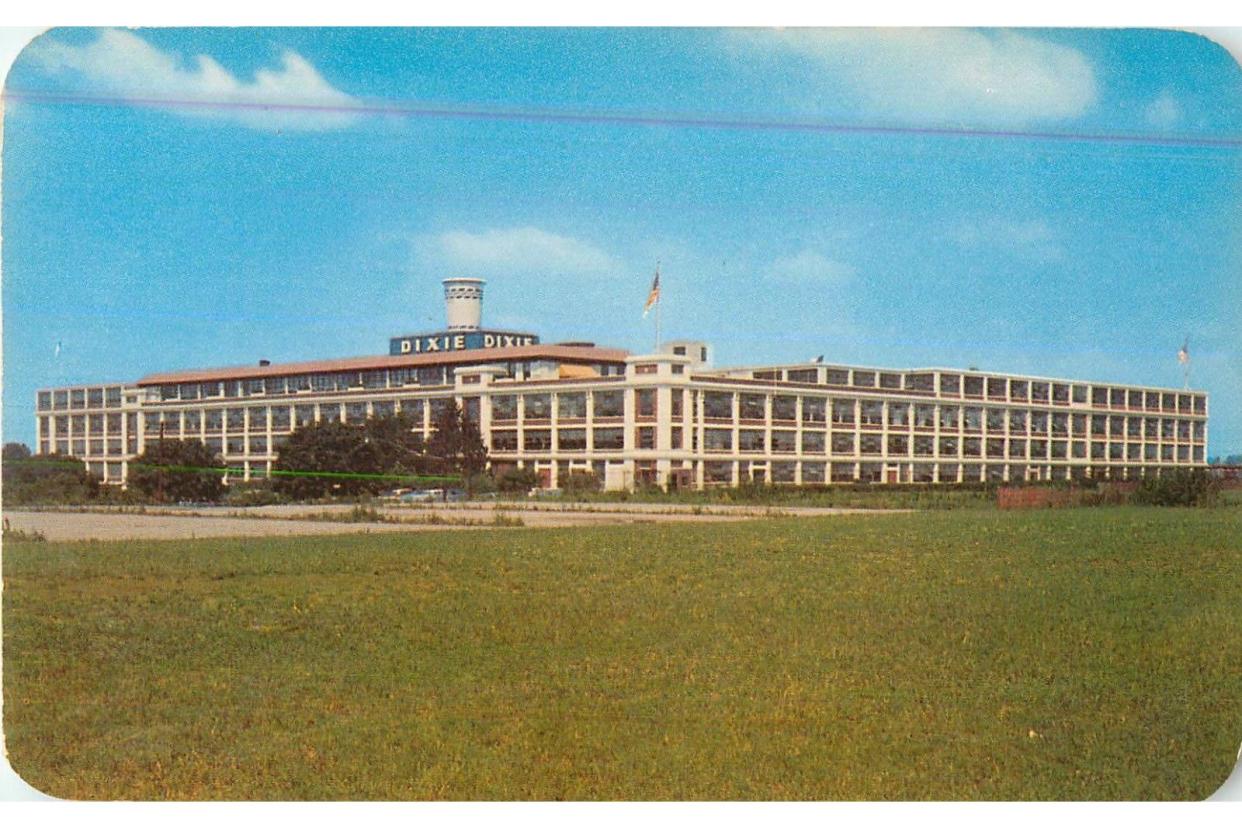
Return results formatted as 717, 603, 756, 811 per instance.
3, 27, 1240, 453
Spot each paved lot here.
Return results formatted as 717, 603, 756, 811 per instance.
2, 502, 902, 542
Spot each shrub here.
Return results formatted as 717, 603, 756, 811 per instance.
497, 467, 539, 494
1132, 468, 1219, 507
562, 471, 603, 493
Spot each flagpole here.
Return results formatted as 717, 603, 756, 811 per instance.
655, 287, 662, 352
654, 261, 661, 353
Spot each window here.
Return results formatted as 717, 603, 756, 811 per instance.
249, 436, 268, 455
963, 438, 982, 457
704, 429, 733, 451
740, 394, 766, 420
1051, 413, 1068, 435
888, 403, 909, 427
552, 428, 585, 451
826, 369, 850, 385
671, 427, 683, 449
1030, 412, 1048, 433
787, 368, 817, 384
293, 405, 315, 428
1010, 380, 1028, 400
801, 431, 825, 453
939, 437, 958, 456
802, 397, 826, 423
1092, 415, 1108, 436
771, 462, 796, 483
887, 435, 908, 456
857, 401, 882, 426
594, 390, 625, 418
832, 433, 856, 455
771, 431, 797, 453
524, 394, 552, 420
986, 438, 1005, 458
772, 395, 797, 421
1008, 410, 1027, 433
593, 428, 624, 450
1008, 440, 1027, 458
372, 401, 395, 420
739, 430, 766, 452
938, 406, 959, 430
523, 430, 552, 451
636, 389, 657, 418
491, 430, 518, 451
705, 461, 733, 484
634, 363, 658, 375
914, 436, 935, 456
1031, 382, 1049, 403
860, 434, 882, 455
987, 378, 1007, 399
963, 376, 984, 397
671, 390, 684, 418
703, 392, 733, 419
913, 405, 936, 428
265, 377, 289, 395
635, 427, 656, 449
802, 463, 826, 483
1052, 384, 1069, 404
345, 403, 367, 424
1030, 440, 1047, 458
879, 372, 902, 389
249, 407, 269, 430
832, 399, 855, 425
1072, 385, 1088, 404
37, 391, 52, 411
939, 374, 960, 395
852, 371, 876, 388
492, 395, 518, 421
831, 463, 857, 482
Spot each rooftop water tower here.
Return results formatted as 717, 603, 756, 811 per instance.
443, 277, 485, 331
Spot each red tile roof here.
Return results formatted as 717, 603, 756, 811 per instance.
137, 344, 630, 386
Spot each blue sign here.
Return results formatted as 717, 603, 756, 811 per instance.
389, 329, 540, 356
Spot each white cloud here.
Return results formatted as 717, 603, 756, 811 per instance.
29, 28, 359, 131
729, 28, 1098, 126
430, 226, 620, 274
951, 217, 1063, 262
765, 249, 855, 284
1144, 92, 1182, 128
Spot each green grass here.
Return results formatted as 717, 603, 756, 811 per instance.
4, 507, 1241, 800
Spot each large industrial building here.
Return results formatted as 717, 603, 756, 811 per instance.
35, 278, 1209, 490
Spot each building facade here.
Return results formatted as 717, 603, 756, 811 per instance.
34, 280, 1209, 490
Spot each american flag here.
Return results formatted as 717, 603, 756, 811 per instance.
1178, 338, 1189, 365
643, 268, 661, 318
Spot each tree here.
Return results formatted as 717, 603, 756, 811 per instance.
426, 403, 488, 487
272, 420, 387, 501
363, 412, 429, 478
128, 439, 225, 503
2, 446, 100, 505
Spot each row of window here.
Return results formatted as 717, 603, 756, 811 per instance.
747, 368, 1207, 414
36, 387, 125, 411
701, 461, 1191, 484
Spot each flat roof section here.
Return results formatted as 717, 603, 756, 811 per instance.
138, 344, 631, 386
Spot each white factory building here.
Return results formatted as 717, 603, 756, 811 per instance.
36, 278, 1209, 490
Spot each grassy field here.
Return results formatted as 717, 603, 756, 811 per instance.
4, 507, 1240, 800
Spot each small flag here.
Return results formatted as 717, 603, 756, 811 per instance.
643, 267, 661, 318
54, 340, 62, 358
1178, 337, 1189, 365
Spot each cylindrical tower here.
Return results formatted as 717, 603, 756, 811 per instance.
442, 278, 485, 331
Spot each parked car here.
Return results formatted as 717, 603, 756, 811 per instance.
399, 489, 440, 503
443, 488, 468, 502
